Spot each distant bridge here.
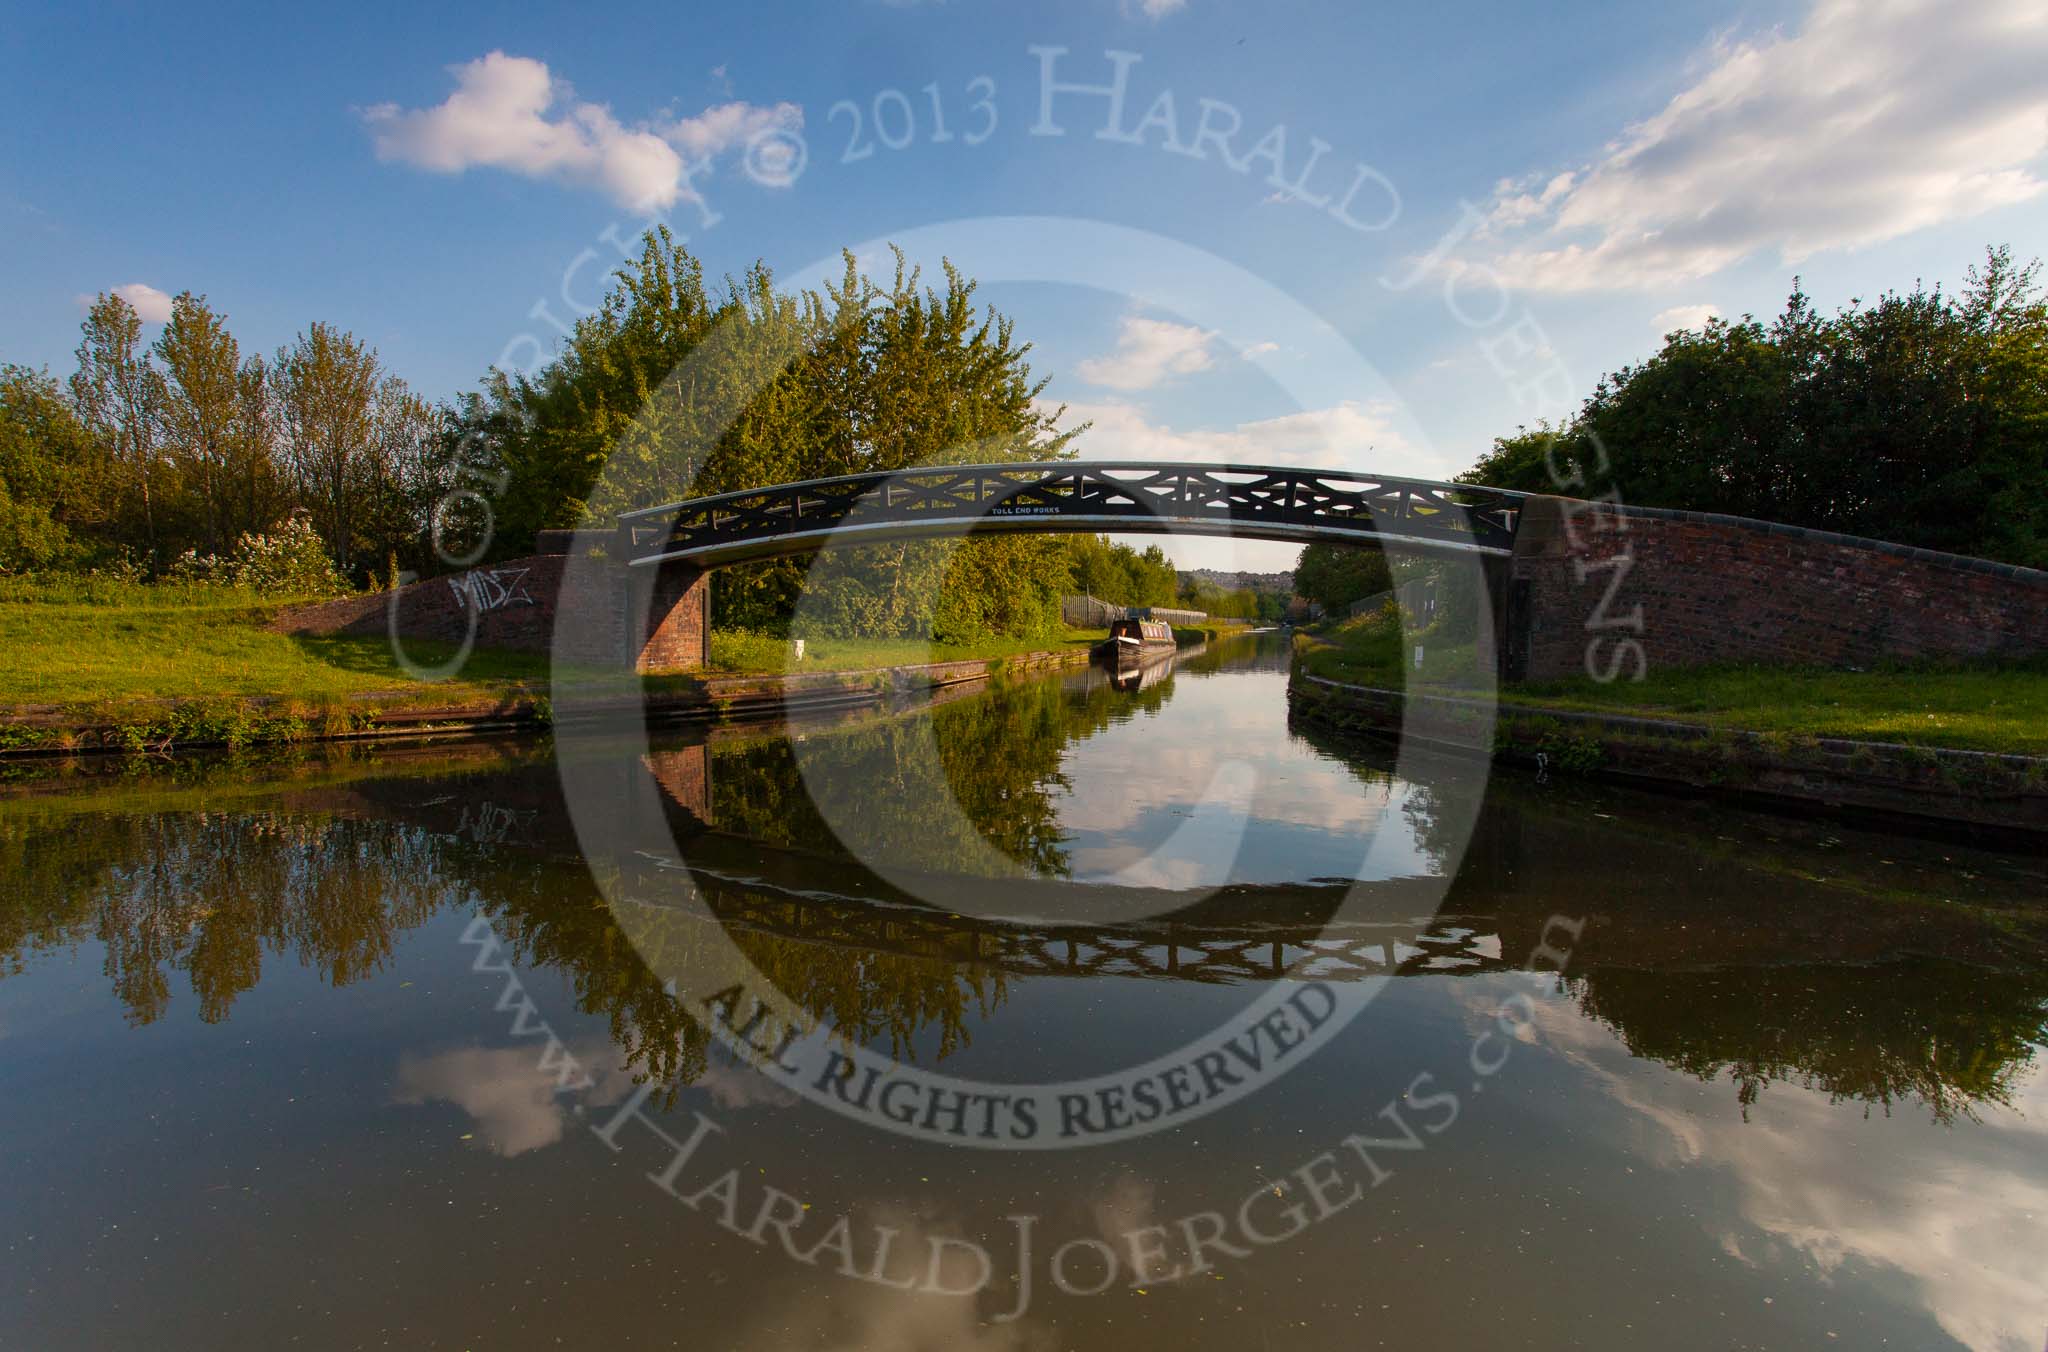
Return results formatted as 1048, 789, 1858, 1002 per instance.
615, 461, 1528, 567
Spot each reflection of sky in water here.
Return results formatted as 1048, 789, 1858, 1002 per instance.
1053, 667, 1439, 886
1505, 992, 2048, 1352
373, 958, 2048, 1352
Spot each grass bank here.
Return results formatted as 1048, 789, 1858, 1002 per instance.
1300, 606, 2048, 756
0, 581, 552, 707
707, 627, 1099, 673
0, 581, 1105, 754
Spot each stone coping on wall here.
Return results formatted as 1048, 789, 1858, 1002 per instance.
1289, 672, 2048, 838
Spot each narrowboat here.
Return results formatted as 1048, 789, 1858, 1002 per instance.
1092, 617, 1176, 661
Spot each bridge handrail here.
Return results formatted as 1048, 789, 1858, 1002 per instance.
614, 459, 1531, 524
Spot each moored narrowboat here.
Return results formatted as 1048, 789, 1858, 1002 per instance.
1092, 617, 1176, 661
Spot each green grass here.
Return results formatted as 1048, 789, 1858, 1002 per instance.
1296, 605, 2048, 756
0, 581, 1102, 726
1513, 662, 2048, 756
1296, 605, 1484, 689
705, 627, 1098, 674
0, 586, 552, 707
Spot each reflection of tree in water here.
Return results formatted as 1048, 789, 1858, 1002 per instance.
709, 669, 1178, 877
0, 809, 453, 1025
611, 873, 1007, 1073
1172, 631, 1291, 677
0, 793, 1008, 1103
1283, 705, 2048, 1124
1568, 963, 2048, 1125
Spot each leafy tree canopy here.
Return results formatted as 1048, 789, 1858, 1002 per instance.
1293, 540, 1392, 614
1460, 246, 2048, 569
455, 229, 1083, 641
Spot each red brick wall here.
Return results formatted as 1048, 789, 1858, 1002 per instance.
1508, 496, 2048, 681
271, 552, 710, 673
627, 565, 710, 673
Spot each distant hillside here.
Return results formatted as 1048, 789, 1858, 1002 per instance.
1180, 568, 1294, 594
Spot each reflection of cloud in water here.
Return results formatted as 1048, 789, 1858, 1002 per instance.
1054, 676, 1434, 886
1067, 761, 1252, 888
393, 1043, 634, 1157
729, 1207, 1051, 1352
694, 1048, 799, 1111
1520, 995, 2048, 1352
1090, 1172, 1184, 1281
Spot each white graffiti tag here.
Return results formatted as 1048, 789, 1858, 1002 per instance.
449, 567, 536, 613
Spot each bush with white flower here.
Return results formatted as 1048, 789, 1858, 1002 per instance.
166, 512, 349, 596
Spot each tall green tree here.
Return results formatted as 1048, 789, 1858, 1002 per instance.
360, 376, 452, 584
1062, 535, 1178, 607
70, 293, 166, 565
155, 292, 282, 552
270, 323, 441, 579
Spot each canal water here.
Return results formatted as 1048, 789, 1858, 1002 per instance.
3, 634, 2045, 1349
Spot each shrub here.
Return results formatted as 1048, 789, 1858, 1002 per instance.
166, 513, 348, 597
709, 628, 800, 673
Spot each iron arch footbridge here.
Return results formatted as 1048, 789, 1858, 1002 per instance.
614, 461, 1528, 566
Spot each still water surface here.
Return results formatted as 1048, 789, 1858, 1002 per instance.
3, 636, 2046, 1349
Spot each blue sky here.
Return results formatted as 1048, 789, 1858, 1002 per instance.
5, 0, 2045, 569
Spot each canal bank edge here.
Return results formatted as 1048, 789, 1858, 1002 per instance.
0, 645, 1095, 759
1287, 671, 2048, 839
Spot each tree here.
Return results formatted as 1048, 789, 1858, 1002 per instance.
455, 228, 1082, 640
70, 293, 166, 565
270, 324, 439, 580
1460, 246, 2048, 569
1293, 540, 1391, 613
358, 377, 452, 585
1061, 535, 1177, 608
0, 365, 100, 570
273, 322, 377, 570
155, 292, 282, 552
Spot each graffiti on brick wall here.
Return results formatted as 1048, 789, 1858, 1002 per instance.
449, 567, 535, 613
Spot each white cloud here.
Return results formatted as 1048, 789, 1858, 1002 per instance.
1049, 395, 1445, 478
107, 283, 174, 323
364, 52, 800, 210
1136, 0, 1187, 16
662, 100, 801, 163
1652, 303, 1720, 335
1239, 340, 1280, 359
1465, 0, 2048, 291
1077, 316, 1218, 390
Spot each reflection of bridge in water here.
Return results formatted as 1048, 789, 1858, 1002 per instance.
683, 880, 1510, 985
